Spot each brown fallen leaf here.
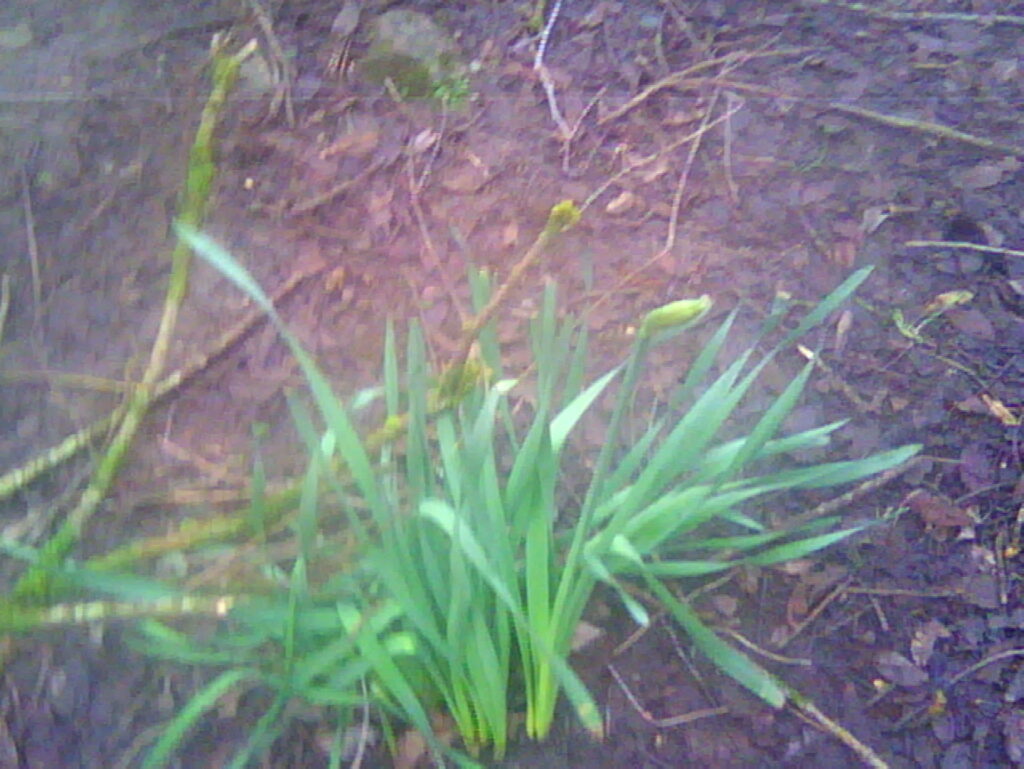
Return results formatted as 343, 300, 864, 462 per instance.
959, 441, 995, 494
394, 729, 427, 769
910, 619, 951, 667
828, 239, 858, 268
960, 571, 1000, 610
500, 220, 519, 248
711, 594, 739, 618
1001, 709, 1024, 764
439, 158, 491, 194
945, 307, 995, 340
571, 619, 604, 651
981, 394, 1021, 427
950, 161, 1007, 190
876, 650, 929, 688
954, 394, 991, 416
320, 127, 380, 159
605, 189, 639, 215
903, 489, 975, 528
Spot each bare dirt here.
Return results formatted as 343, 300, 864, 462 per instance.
1, 1, 1022, 767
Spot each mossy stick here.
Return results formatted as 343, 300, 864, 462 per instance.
0, 254, 321, 504
9, 40, 255, 603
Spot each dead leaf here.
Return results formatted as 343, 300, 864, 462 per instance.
320, 128, 380, 159
711, 594, 739, 617
580, 1, 622, 28
945, 307, 995, 340
409, 128, 439, 155
799, 179, 835, 205
1005, 666, 1024, 704
876, 650, 929, 687
959, 441, 995, 493
1002, 710, 1024, 764
571, 620, 604, 651
640, 156, 670, 183
605, 190, 639, 215
829, 239, 858, 268
981, 394, 1020, 427
366, 186, 395, 231
861, 205, 891, 235
960, 572, 1000, 609
990, 58, 1019, 83
889, 395, 910, 412
1013, 472, 1024, 502
834, 308, 853, 354
910, 619, 951, 666
330, 0, 363, 37
949, 161, 1007, 190
439, 158, 491, 194
904, 489, 975, 528
394, 729, 428, 769
784, 563, 847, 625
922, 289, 973, 315
500, 220, 519, 248
954, 394, 991, 416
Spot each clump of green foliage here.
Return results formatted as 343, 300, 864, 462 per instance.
4, 226, 917, 768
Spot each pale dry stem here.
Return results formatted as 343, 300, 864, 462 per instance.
405, 120, 471, 327
607, 663, 729, 728
246, 0, 295, 125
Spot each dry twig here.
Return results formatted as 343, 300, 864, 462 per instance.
596, 47, 811, 127
810, 1, 1024, 26
607, 664, 728, 728
20, 168, 42, 338
828, 102, 1024, 157
246, 0, 295, 125
906, 240, 1024, 260
288, 156, 388, 216
0, 264, 324, 504
533, 0, 572, 140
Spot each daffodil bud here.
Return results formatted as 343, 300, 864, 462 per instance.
638, 295, 713, 339
543, 200, 581, 235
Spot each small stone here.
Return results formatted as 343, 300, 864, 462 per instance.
0, 22, 32, 50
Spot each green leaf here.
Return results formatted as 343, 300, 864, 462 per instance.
779, 266, 872, 347
743, 527, 866, 566
143, 669, 262, 769
550, 366, 621, 454
642, 570, 786, 708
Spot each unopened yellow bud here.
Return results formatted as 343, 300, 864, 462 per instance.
638, 295, 713, 339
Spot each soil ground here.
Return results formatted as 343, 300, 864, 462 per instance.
1, 1, 1023, 767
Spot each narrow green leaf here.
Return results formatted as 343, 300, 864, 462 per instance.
743, 527, 865, 566
723, 361, 814, 480
226, 695, 287, 769
179, 227, 386, 520
143, 669, 261, 769
176, 227, 277, 317
668, 306, 738, 412
779, 266, 873, 347
550, 366, 621, 454
642, 570, 786, 707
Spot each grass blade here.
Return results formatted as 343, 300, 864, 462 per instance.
143, 669, 262, 769
642, 569, 786, 707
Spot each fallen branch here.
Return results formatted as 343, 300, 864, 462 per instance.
828, 102, 1024, 157
809, 1, 1024, 26
8, 38, 255, 603
0, 264, 322, 505
905, 240, 1024, 260
596, 47, 811, 127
